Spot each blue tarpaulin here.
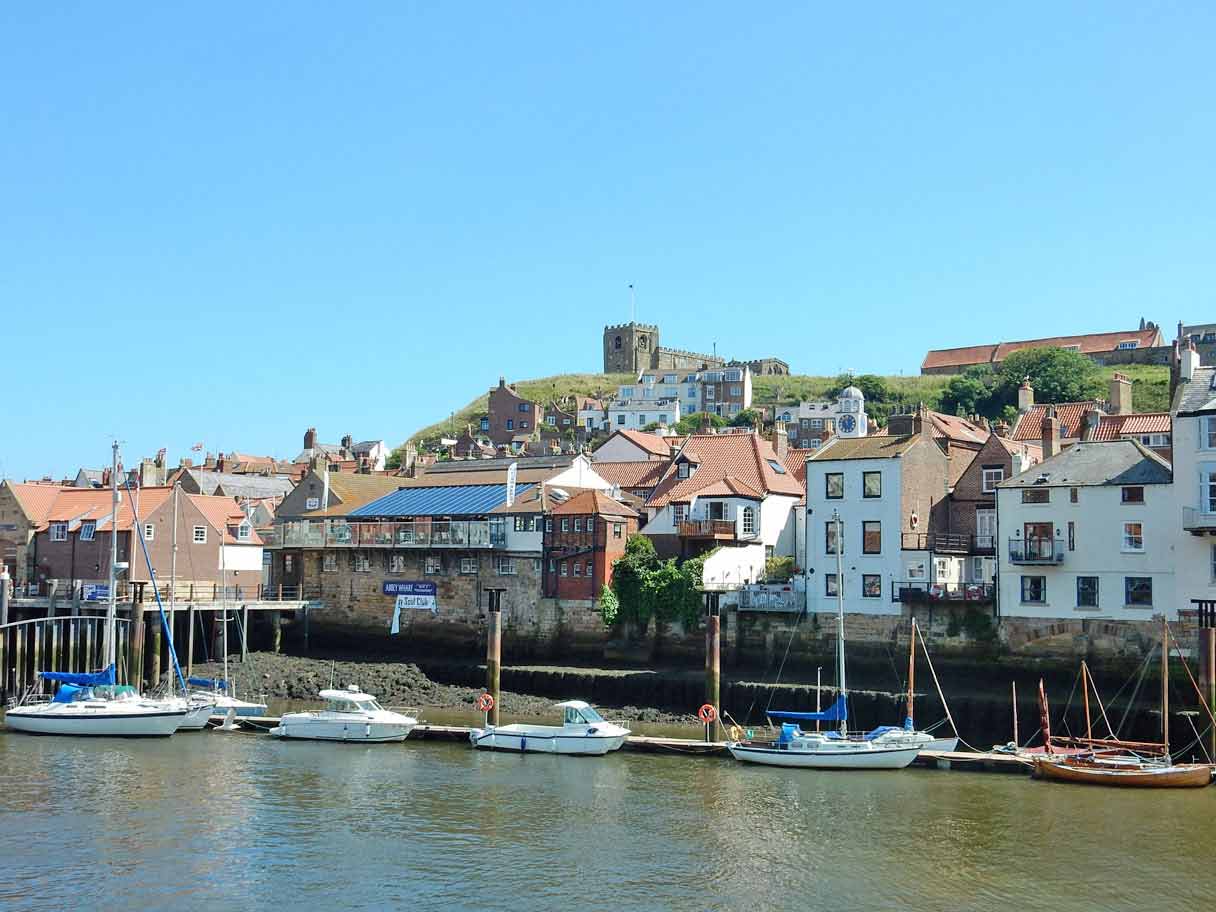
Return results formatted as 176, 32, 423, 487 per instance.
52, 684, 86, 703
40, 664, 115, 686
766, 695, 848, 723
188, 677, 228, 691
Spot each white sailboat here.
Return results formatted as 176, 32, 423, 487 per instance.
270, 685, 417, 742
5, 443, 188, 737
727, 510, 924, 770
188, 533, 267, 722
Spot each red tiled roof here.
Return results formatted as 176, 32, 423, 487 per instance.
45, 487, 173, 531
590, 461, 665, 490
781, 448, 813, 506
923, 327, 1162, 372
1009, 402, 1104, 441
1090, 412, 1171, 441
646, 433, 804, 508
5, 482, 68, 529
550, 489, 638, 518
867, 411, 987, 445
600, 429, 675, 458
692, 476, 765, 499
186, 494, 263, 545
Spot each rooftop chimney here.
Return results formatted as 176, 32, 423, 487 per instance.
216, 452, 226, 473
887, 413, 916, 436
771, 424, 788, 459
993, 419, 1011, 438
341, 434, 353, 451
1080, 409, 1102, 442
1181, 339, 1200, 382
304, 427, 317, 451
1041, 409, 1060, 459
1018, 378, 1035, 413
1109, 372, 1132, 416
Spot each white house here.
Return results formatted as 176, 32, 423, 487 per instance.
1170, 344, 1216, 614
642, 430, 802, 587
617, 365, 753, 424
780, 400, 846, 449
995, 438, 1175, 620
804, 390, 951, 617
607, 396, 682, 432
591, 429, 677, 463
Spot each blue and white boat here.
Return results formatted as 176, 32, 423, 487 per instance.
469, 701, 630, 755
5, 665, 187, 737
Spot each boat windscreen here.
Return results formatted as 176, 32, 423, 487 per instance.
580, 706, 604, 723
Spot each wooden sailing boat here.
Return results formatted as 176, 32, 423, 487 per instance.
1033, 621, 1214, 788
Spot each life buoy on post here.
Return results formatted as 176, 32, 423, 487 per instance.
476, 693, 495, 713
697, 703, 717, 725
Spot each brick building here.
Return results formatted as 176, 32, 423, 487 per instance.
542, 491, 639, 600
921, 323, 1164, 375
485, 377, 540, 447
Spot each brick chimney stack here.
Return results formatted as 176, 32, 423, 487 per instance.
771, 424, 788, 459
1109, 372, 1132, 416
216, 452, 226, 473
304, 427, 317, 451
1041, 409, 1060, 458
1181, 339, 1200, 382
993, 419, 1011, 438
1080, 409, 1102, 442
1018, 378, 1035, 413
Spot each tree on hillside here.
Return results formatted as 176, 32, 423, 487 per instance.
826, 373, 892, 403
674, 411, 727, 435
940, 365, 1000, 418
993, 348, 1105, 411
729, 408, 762, 428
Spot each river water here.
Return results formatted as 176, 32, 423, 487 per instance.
1, 730, 1213, 912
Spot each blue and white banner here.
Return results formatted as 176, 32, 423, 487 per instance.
82, 584, 110, 602
386, 581, 438, 633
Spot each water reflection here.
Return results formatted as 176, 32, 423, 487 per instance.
1, 732, 1214, 912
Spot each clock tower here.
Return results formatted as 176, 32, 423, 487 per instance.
837, 384, 868, 438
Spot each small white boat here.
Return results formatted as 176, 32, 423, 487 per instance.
5, 674, 187, 738
469, 700, 630, 755
270, 685, 418, 742
186, 677, 268, 722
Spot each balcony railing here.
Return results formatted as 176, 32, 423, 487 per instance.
1182, 507, 1216, 533
273, 520, 493, 549
900, 532, 974, 554
679, 519, 739, 539
1008, 537, 1064, 565
892, 581, 994, 603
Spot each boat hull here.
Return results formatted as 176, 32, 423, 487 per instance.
1033, 757, 1213, 788
4, 705, 186, 737
922, 736, 959, 753
176, 702, 214, 731
728, 742, 922, 769
270, 722, 415, 742
469, 727, 628, 755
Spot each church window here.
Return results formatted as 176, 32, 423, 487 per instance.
614, 336, 622, 350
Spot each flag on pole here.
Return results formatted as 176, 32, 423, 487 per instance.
191, 442, 204, 452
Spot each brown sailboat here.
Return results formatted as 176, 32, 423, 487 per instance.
1033, 621, 1214, 789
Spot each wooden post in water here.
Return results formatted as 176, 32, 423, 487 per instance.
1162, 618, 1170, 758
1081, 661, 1092, 742
705, 591, 721, 742
33, 623, 42, 678
271, 610, 282, 654
241, 605, 249, 662
186, 601, 195, 678
486, 588, 503, 727
1011, 681, 1019, 747
15, 624, 25, 693
51, 620, 61, 672
302, 605, 310, 651
149, 603, 161, 688
84, 620, 94, 673
67, 618, 77, 672
1209, 628, 1216, 762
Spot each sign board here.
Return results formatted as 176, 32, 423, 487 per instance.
387, 580, 437, 633
83, 584, 110, 602
505, 461, 518, 507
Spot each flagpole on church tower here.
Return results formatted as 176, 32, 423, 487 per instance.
629, 283, 635, 325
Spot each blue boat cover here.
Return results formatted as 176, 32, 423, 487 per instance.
40, 664, 115, 686
767, 695, 848, 723
52, 683, 86, 703
863, 726, 902, 741
188, 677, 227, 691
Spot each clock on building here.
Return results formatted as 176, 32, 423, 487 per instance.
839, 414, 856, 435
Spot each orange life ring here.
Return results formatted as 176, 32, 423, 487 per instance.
476, 693, 495, 712
698, 703, 717, 724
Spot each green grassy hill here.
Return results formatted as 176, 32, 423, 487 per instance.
401, 364, 1171, 454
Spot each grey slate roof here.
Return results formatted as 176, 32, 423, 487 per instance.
999, 439, 1171, 488
184, 468, 296, 499
1172, 366, 1216, 415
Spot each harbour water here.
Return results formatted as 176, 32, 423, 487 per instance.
1, 731, 1213, 912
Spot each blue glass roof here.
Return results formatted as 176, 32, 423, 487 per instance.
348, 483, 535, 518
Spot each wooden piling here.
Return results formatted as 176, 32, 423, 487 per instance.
706, 608, 722, 742
271, 610, 282, 654
186, 604, 195, 677
33, 622, 42, 678
486, 604, 502, 726
67, 618, 77, 672
149, 607, 161, 688
85, 620, 94, 673
302, 606, 310, 651
15, 624, 24, 693
241, 605, 249, 662
51, 619, 61, 672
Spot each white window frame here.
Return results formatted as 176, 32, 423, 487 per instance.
741, 507, 756, 536
672, 504, 687, 525
192, 525, 207, 544
143, 523, 155, 542
389, 554, 407, 573
573, 518, 582, 532
461, 557, 478, 575
425, 556, 444, 575
237, 522, 251, 541
981, 468, 1005, 494
573, 561, 582, 577
79, 521, 96, 542
1121, 521, 1144, 553
354, 553, 371, 572
496, 557, 516, 576
322, 553, 337, 572
1205, 417, 1216, 451
50, 522, 67, 542
1203, 471, 1216, 514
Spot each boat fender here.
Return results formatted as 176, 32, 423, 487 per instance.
728, 725, 742, 742
365, 723, 371, 737
520, 737, 526, 751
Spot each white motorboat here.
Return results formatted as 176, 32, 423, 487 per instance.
5, 672, 187, 737
469, 700, 630, 755
270, 685, 417, 742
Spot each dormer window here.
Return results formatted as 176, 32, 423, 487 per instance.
677, 463, 693, 479
237, 522, 252, 541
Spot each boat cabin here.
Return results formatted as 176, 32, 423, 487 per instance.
557, 700, 605, 726
319, 687, 382, 713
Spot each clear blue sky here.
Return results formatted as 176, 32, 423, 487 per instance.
3, 4, 1213, 481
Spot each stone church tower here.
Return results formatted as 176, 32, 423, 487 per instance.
603, 322, 660, 374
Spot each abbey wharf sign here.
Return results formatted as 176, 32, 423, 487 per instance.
385, 581, 438, 633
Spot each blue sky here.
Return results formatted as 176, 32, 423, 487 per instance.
2, 4, 1213, 481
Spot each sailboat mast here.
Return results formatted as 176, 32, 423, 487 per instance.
1011, 681, 1019, 747
1161, 618, 1169, 758
834, 510, 846, 736
107, 441, 119, 673
905, 617, 917, 728
168, 483, 178, 697
221, 518, 229, 692
1081, 661, 1092, 742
